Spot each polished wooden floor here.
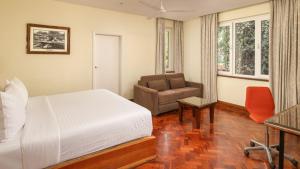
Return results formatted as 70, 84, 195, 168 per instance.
136, 105, 300, 169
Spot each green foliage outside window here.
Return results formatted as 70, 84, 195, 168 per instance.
261, 20, 269, 75
235, 21, 255, 75
217, 26, 230, 72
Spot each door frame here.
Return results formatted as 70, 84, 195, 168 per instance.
92, 32, 122, 94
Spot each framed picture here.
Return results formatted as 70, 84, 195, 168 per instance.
26, 24, 70, 54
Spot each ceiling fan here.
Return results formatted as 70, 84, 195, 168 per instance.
139, 0, 193, 13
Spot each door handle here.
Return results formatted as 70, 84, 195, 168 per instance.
94, 66, 99, 69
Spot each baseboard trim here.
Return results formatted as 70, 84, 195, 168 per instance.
216, 100, 248, 114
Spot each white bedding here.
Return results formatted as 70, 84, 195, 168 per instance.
0, 130, 22, 169
0, 89, 153, 169
48, 90, 153, 161
22, 95, 60, 169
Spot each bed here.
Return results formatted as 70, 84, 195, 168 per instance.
0, 89, 155, 169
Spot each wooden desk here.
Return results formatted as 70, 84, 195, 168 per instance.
265, 105, 300, 169
177, 97, 216, 129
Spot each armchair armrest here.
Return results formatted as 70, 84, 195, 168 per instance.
134, 85, 159, 115
186, 81, 203, 98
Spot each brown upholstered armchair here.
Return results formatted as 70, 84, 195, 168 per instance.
134, 73, 203, 116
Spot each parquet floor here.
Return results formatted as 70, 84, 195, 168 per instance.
136, 105, 300, 169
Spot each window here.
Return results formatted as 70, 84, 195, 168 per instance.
261, 20, 269, 75
164, 28, 173, 72
235, 20, 255, 76
217, 24, 231, 72
217, 15, 270, 80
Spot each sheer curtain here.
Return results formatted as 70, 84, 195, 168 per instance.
155, 18, 166, 74
270, 0, 300, 112
155, 18, 184, 74
199, 13, 218, 102
173, 21, 184, 73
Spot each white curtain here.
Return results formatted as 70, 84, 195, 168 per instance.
173, 21, 184, 73
155, 18, 166, 74
270, 0, 300, 112
199, 13, 218, 102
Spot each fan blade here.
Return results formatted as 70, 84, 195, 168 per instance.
139, 1, 160, 11
160, 0, 166, 11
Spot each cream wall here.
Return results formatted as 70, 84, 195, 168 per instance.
184, 2, 270, 106
0, 0, 156, 99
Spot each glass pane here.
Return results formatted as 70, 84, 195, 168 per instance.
164, 31, 170, 69
235, 20, 255, 75
217, 26, 230, 72
261, 20, 269, 75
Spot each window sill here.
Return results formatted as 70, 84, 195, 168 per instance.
217, 74, 269, 82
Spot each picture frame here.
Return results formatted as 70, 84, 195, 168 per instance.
26, 24, 70, 54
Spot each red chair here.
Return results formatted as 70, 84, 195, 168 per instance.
245, 87, 274, 123
243, 87, 297, 169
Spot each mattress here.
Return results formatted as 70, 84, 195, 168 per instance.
1, 89, 153, 169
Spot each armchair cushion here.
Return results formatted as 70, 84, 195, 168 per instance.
169, 78, 186, 89
172, 87, 201, 98
148, 80, 169, 91
158, 90, 181, 105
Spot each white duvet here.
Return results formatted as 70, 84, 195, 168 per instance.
20, 89, 153, 169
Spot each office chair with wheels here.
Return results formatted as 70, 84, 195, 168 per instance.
243, 87, 298, 169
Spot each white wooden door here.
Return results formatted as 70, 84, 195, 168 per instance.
93, 34, 120, 94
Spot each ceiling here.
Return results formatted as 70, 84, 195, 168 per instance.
58, 0, 268, 21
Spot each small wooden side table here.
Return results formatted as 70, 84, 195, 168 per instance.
177, 97, 216, 129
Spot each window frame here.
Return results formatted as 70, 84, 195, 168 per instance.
217, 14, 270, 80
164, 27, 174, 72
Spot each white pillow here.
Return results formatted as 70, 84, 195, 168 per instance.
5, 82, 27, 107
6, 78, 28, 106
0, 91, 26, 143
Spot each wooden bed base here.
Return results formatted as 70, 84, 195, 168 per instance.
48, 136, 156, 169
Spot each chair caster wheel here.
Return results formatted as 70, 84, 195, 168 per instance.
291, 159, 298, 167
244, 150, 249, 157
250, 141, 255, 147
269, 163, 276, 169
